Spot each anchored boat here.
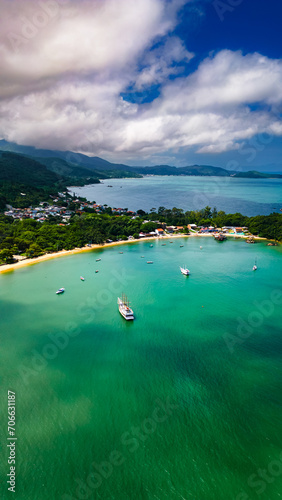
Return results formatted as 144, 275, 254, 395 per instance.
214, 233, 227, 241
56, 288, 65, 294
180, 266, 190, 276
118, 294, 134, 320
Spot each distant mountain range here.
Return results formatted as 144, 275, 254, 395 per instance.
0, 140, 281, 179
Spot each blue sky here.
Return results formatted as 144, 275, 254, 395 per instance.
179, 0, 282, 61
0, 0, 281, 171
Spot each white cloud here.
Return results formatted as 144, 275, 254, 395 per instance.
0, 0, 179, 98
0, 0, 282, 162
134, 36, 194, 90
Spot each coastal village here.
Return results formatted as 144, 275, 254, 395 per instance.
1, 190, 279, 271
4, 199, 252, 239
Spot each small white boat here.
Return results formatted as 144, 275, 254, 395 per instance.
96, 258, 101, 262
180, 245, 184, 247
150, 244, 153, 247
56, 288, 65, 294
118, 294, 134, 320
147, 261, 154, 264
80, 276, 85, 281
253, 259, 258, 271
180, 266, 190, 276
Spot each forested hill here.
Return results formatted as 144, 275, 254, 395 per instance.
131, 165, 282, 178
0, 151, 63, 187
0, 140, 141, 177
131, 164, 231, 176
0, 151, 68, 209
1, 139, 281, 178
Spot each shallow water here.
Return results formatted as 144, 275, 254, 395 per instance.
0, 237, 281, 499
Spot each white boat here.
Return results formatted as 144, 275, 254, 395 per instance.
118, 294, 134, 320
96, 258, 101, 262
147, 261, 153, 264
253, 259, 258, 271
180, 266, 190, 276
80, 276, 85, 281
56, 288, 65, 294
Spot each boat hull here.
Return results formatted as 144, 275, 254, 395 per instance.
180, 267, 190, 275
118, 298, 134, 320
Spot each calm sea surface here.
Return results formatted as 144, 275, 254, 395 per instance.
0, 238, 281, 499
72, 176, 282, 216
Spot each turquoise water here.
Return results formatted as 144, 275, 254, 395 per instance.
0, 238, 282, 499
72, 176, 282, 216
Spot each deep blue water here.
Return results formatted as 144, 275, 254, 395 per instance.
72, 176, 282, 216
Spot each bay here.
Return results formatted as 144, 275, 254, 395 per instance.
72, 176, 282, 216
0, 237, 282, 499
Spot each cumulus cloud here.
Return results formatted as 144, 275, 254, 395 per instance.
0, 0, 281, 162
134, 36, 194, 90
0, 0, 174, 97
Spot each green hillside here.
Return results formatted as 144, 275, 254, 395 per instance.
0, 151, 63, 186
35, 157, 140, 181
0, 151, 67, 208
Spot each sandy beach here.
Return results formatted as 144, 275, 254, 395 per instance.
0, 233, 269, 274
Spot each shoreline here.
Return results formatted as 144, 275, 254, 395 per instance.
0, 233, 270, 274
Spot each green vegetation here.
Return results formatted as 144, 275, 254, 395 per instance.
0, 151, 63, 186
0, 207, 281, 265
146, 206, 282, 240
34, 157, 141, 181
0, 213, 143, 262
0, 152, 68, 208
0, 150, 143, 209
